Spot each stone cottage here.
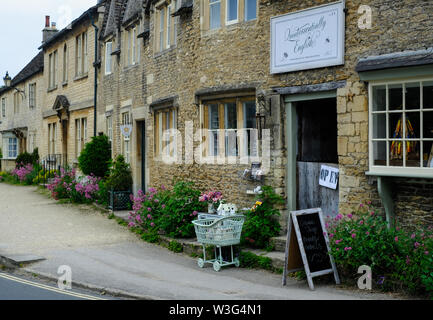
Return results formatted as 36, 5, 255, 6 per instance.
0, 52, 44, 171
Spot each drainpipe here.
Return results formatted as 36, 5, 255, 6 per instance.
88, 11, 99, 137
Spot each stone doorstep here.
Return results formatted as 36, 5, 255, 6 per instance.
0, 254, 46, 268
111, 209, 286, 271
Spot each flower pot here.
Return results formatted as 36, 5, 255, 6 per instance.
208, 203, 216, 214
109, 190, 132, 211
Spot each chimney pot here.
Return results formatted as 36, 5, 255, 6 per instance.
45, 16, 50, 28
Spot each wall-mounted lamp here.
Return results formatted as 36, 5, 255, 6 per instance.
3, 72, 26, 98
255, 112, 266, 140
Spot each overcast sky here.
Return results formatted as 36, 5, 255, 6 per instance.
0, 0, 97, 82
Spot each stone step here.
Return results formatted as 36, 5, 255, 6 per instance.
271, 236, 287, 252
242, 248, 286, 270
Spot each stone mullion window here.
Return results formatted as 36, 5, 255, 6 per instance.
369, 78, 433, 175
105, 42, 113, 74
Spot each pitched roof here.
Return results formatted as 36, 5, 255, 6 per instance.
103, 0, 128, 39
122, 0, 143, 26
0, 51, 44, 96
39, 5, 99, 50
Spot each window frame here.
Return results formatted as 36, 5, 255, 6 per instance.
368, 77, 433, 177
209, 0, 222, 30
244, 0, 257, 21
75, 32, 87, 77
105, 41, 113, 75
1, 97, 6, 118
122, 111, 132, 163
28, 83, 36, 109
63, 44, 68, 83
202, 96, 257, 158
225, 0, 239, 25
154, 107, 177, 158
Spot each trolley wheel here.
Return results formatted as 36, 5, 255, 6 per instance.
197, 258, 205, 268
234, 258, 240, 268
213, 261, 221, 272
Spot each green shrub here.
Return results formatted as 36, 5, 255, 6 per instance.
168, 240, 183, 253
96, 179, 109, 207
327, 203, 433, 297
105, 155, 132, 191
15, 152, 34, 167
241, 186, 283, 249
239, 251, 273, 271
78, 135, 111, 177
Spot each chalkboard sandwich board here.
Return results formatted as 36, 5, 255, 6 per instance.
282, 208, 340, 290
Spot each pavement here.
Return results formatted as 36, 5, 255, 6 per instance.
0, 183, 406, 300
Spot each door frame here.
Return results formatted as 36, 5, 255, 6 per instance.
284, 90, 338, 212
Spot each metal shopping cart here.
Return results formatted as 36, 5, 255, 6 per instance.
192, 215, 245, 272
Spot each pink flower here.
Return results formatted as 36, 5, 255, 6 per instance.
329, 233, 334, 238
359, 220, 364, 225
344, 247, 352, 251
414, 242, 420, 248
425, 251, 429, 255
192, 211, 198, 216
347, 213, 353, 219
335, 239, 343, 245
351, 234, 356, 239
366, 231, 370, 235
161, 204, 166, 209
394, 236, 398, 242
147, 207, 152, 212
147, 214, 152, 219
411, 233, 416, 239
150, 222, 155, 227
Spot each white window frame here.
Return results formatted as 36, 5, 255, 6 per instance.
76, 35, 83, 76
244, 0, 257, 21
159, 7, 165, 51
105, 41, 113, 74
8, 137, 18, 159
209, 0, 221, 30
166, 4, 172, 49
83, 32, 88, 73
122, 111, 131, 163
29, 83, 36, 109
225, 0, 239, 25
368, 77, 433, 178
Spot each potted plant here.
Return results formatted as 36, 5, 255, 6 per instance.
199, 191, 224, 214
106, 155, 133, 210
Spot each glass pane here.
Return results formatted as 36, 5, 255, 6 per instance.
405, 82, 421, 110
244, 101, 256, 128
423, 141, 433, 168
373, 141, 387, 166
405, 112, 420, 139
423, 111, 433, 138
423, 81, 433, 109
373, 113, 386, 139
389, 84, 403, 111
389, 138, 403, 167
406, 140, 420, 167
210, 2, 221, 29
225, 103, 237, 129
372, 85, 386, 112
227, 0, 238, 21
389, 113, 403, 139
245, 0, 257, 21
209, 104, 219, 129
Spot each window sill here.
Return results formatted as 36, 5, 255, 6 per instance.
73, 73, 89, 81
366, 169, 433, 179
122, 64, 139, 72
47, 85, 58, 93
62, 81, 68, 87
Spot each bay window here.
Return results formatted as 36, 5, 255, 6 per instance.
369, 79, 433, 174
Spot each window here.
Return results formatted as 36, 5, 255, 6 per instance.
13, 92, 20, 114
49, 50, 58, 88
210, 0, 221, 30
369, 79, 433, 174
122, 112, 131, 163
154, 108, 177, 158
8, 137, 18, 158
245, 0, 257, 21
125, 27, 139, 66
75, 118, 87, 158
76, 32, 88, 76
226, 0, 238, 25
203, 97, 257, 157
155, 2, 178, 52
29, 83, 36, 109
105, 42, 112, 74
63, 44, 68, 82
28, 133, 36, 153
48, 123, 57, 155
1, 97, 6, 118
159, 7, 165, 51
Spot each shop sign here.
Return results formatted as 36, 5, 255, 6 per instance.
319, 165, 339, 190
270, 1, 345, 74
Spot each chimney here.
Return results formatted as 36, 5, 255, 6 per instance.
42, 16, 58, 44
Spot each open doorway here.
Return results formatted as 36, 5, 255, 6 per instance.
296, 98, 339, 216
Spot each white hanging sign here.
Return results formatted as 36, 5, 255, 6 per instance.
270, 1, 345, 74
120, 124, 133, 137
319, 165, 339, 190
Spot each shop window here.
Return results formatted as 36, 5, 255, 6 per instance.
154, 108, 177, 158
202, 97, 257, 158
370, 80, 433, 172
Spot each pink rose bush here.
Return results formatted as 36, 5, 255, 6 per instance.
326, 202, 433, 297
